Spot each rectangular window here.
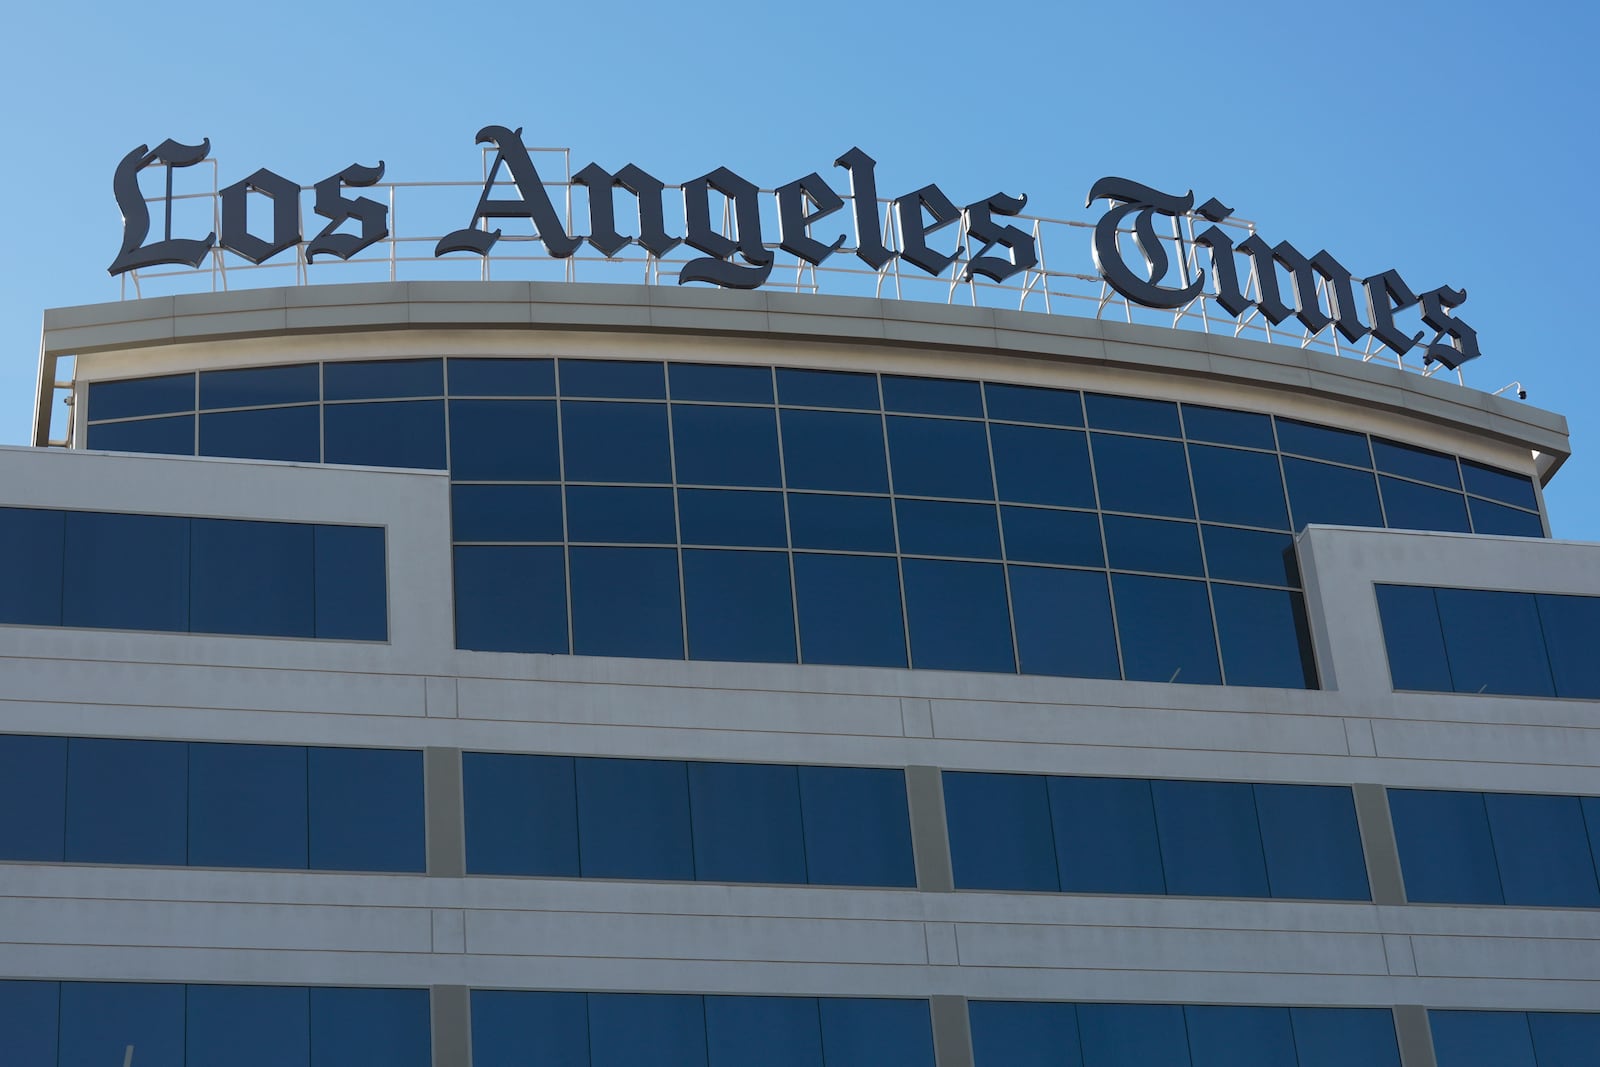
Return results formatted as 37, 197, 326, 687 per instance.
1388, 788, 1503, 904
88, 372, 196, 420
65, 737, 187, 866
188, 742, 309, 869
687, 762, 807, 884
308, 747, 425, 872
0, 734, 66, 861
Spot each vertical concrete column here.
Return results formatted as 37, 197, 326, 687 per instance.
905, 765, 954, 892
1393, 1005, 1440, 1067
1353, 783, 1407, 905
431, 984, 472, 1067
425, 747, 465, 878
930, 995, 975, 1067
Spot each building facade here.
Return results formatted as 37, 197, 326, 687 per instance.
2, 281, 1597, 1066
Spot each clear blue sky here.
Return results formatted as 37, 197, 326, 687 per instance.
3, 1, 1596, 535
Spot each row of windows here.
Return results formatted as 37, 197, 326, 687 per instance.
0, 981, 429, 1067
0, 507, 386, 640
1378, 584, 1600, 699
1432, 1010, 1600, 1067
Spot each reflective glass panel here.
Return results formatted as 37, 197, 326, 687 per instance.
0, 506, 64, 625
561, 401, 671, 483
990, 424, 1096, 508
787, 493, 895, 553
576, 757, 694, 880
673, 404, 782, 487
1091, 434, 1193, 518
1373, 438, 1461, 488
1112, 574, 1220, 685
471, 990, 589, 1067
902, 559, 1015, 672
780, 409, 889, 493
1430, 1011, 1537, 1067
678, 489, 788, 548
776, 367, 879, 409
200, 405, 321, 462
323, 400, 447, 469
59, 982, 184, 1067
1048, 776, 1165, 894
887, 417, 994, 500
968, 1000, 1083, 1067
448, 399, 560, 480
1150, 779, 1269, 897
1282, 458, 1383, 529
683, 549, 796, 664
1254, 783, 1369, 900
65, 737, 187, 865
1001, 506, 1103, 567
452, 485, 564, 542
588, 993, 707, 1067
63, 510, 189, 631
1435, 588, 1554, 696
560, 358, 665, 399
1483, 792, 1600, 907
187, 983, 310, 1067
308, 987, 430, 1067
1389, 789, 1503, 903
1084, 394, 1181, 437
463, 753, 580, 876
1537, 593, 1600, 699
1186, 1005, 1296, 1067
985, 383, 1083, 427
1076, 1003, 1190, 1067
313, 525, 387, 641
816, 998, 935, 1067
448, 356, 555, 396
88, 372, 194, 420
896, 499, 1001, 558
944, 771, 1058, 891
1462, 460, 1539, 510
0, 981, 57, 1066
0, 734, 66, 860
1380, 475, 1471, 533
188, 742, 308, 869
200, 363, 319, 409
1008, 566, 1120, 680
797, 766, 915, 887
793, 553, 906, 668
1212, 585, 1317, 689
1102, 515, 1203, 576
706, 995, 823, 1067
1201, 526, 1297, 587
190, 518, 314, 637
567, 486, 677, 543
1189, 445, 1289, 529
1289, 1007, 1400, 1067
669, 362, 772, 403
688, 762, 807, 884
307, 747, 425, 872
1527, 1012, 1600, 1067
1469, 498, 1545, 537
1375, 584, 1452, 692
1182, 405, 1275, 449
569, 547, 683, 659
323, 358, 441, 400
87, 415, 196, 455
883, 375, 982, 416
1275, 418, 1370, 466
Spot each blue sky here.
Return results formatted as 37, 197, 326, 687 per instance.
3, 1, 1596, 535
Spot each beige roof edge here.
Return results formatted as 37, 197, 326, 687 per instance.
38, 280, 1571, 479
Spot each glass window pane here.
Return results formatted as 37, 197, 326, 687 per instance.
1373, 438, 1461, 488
1008, 566, 1120, 680
1283, 457, 1383, 529
1375, 584, 1451, 692
1527, 1012, 1600, 1067
0, 734, 66, 860
781, 409, 888, 493
453, 484, 563, 542
470, 990, 589, 1067
200, 406, 321, 463
464, 753, 579, 876
798, 766, 915, 887
1290, 1007, 1400, 1067
1092, 435, 1193, 518
968, 1000, 1082, 1067
674, 404, 782, 487
1189, 445, 1289, 529
449, 399, 560, 480
1076, 1003, 1190, 1067
1182, 404, 1275, 449
0, 981, 58, 1066
87, 415, 196, 455
1585, 797, 1600, 883
1151, 779, 1269, 897
1275, 418, 1370, 466
883, 375, 982, 416
1049, 776, 1165, 894
689, 762, 807, 883
448, 356, 555, 396
902, 559, 1014, 673
1483, 792, 1600, 907
324, 400, 446, 469
63, 510, 189, 631
1380, 476, 1471, 533
817, 998, 935, 1067
1202, 526, 1298, 587
683, 549, 796, 664
200, 363, 319, 409
1102, 515, 1203, 576
1084, 394, 1181, 437
990, 425, 1096, 508
567, 486, 676, 543
191, 518, 315, 638
1254, 784, 1368, 900
188, 742, 308, 869
897, 499, 1001, 558
1389, 788, 1503, 903
1213, 585, 1317, 690
59, 981, 184, 1067
589, 993, 706, 1067
308, 747, 425, 872
309, 987, 430, 1067
561, 401, 671, 483
669, 362, 773, 403
570, 547, 683, 659
679, 489, 788, 548
1186, 1005, 1296, 1067
788, 493, 894, 552
0, 506, 64, 625
887, 417, 994, 500
1002, 506, 1103, 567
1435, 588, 1554, 696
1462, 460, 1539, 510
89, 372, 194, 420
314, 525, 387, 641
323, 358, 442, 400
777, 367, 879, 409
1537, 593, 1600, 698
1469, 497, 1545, 538
65, 737, 187, 865
561, 358, 665, 399
454, 545, 568, 653
944, 771, 1058, 891
706, 995, 823, 1067
576, 757, 694, 880
793, 553, 906, 668
1430, 1011, 1537, 1067
188, 984, 310, 1067
1112, 574, 1220, 685
985, 383, 1083, 427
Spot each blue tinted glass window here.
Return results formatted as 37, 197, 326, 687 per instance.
1254, 784, 1368, 900
1048, 776, 1165, 894
453, 484, 563, 542
1151, 779, 1269, 897
1537, 593, 1600, 699
817, 999, 935, 1067
1380, 476, 1471, 533
561, 401, 671, 483
1483, 793, 1600, 907
1283, 457, 1383, 529
1001, 506, 1103, 567
448, 399, 560, 480
0, 506, 64, 625
589, 993, 706, 1067
1092, 435, 1193, 518
1084, 394, 1181, 437
471, 990, 589, 1067
448, 356, 555, 396
1077, 1003, 1190, 1067
201, 363, 319, 409
0, 734, 66, 860
788, 493, 895, 552
1182, 405, 1275, 449
89, 373, 195, 420
678, 489, 788, 547
990, 425, 1095, 508
669, 362, 772, 403
1103, 515, 1203, 576
577, 758, 693, 880
798, 766, 915, 887
0, 981, 58, 1066
190, 518, 314, 637
59, 981, 184, 1067
985, 383, 1083, 427
464, 753, 579, 876
706, 995, 823, 1067
1009, 566, 1120, 679
189, 742, 308, 869
969, 1000, 1082, 1067
200, 405, 321, 463
1189, 445, 1289, 529
689, 762, 806, 883
570, 547, 683, 659
188, 984, 310, 1067
458, 542, 570, 651
793, 553, 906, 667
1213, 585, 1317, 689
902, 559, 1014, 672
883, 375, 982, 416
1290, 1007, 1400, 1067
309, 987, 429, 1067
1430, 1011, 1537, 1067
1389, 789, 1502, 903
324, 358, 441, 400
887, 417, 994, 499
674, 404, 782, 487
314, 524, 387, 640
308, 747, 424, 872
1373, 438, 1461, 488
1186, 1005, 1296, 1067
777, 368, 879, 409
1112, 574, 1220, 685
1375, 584, 1451, 692
1527, 1012, 1600, 1067
897, 499, 1001, 558
324, 400, 446, 469
781, 409, 888, 493
1435, 588, 1554, 696
560, 358, 665, 399
1202, 526, 1297, 587
1462, 461, 1539, 510
87, 414, 195, 456
1276, 418, 1370, 466
944, 771, 1058, 890
1586, 797, 1600, 881
683, 549, 796, 663
567, 486, 676, 543
65, 737, 186, 864
1470, 498, 1545, 537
